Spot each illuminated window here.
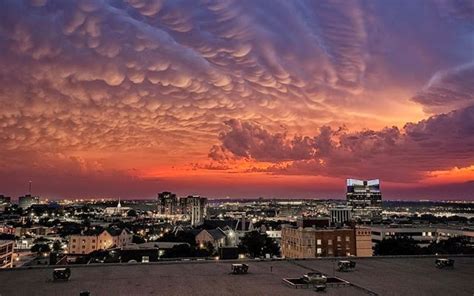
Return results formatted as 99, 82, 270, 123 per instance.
317, 239, 322, 245
317, 248, 322, 254
328, 239, 332, 245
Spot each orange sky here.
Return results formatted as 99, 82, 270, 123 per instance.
0, 0, 473, 200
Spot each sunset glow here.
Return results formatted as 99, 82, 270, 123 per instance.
0, 0, 473, 200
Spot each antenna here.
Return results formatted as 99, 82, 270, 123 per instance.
28, 180, 32, 195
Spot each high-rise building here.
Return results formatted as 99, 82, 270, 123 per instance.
0, 240, 14, 268
18, 194, 40, 209
179, 195, 207, 226
157, 192, 178, 215
346, 179, 382, 217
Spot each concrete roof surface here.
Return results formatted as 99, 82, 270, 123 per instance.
0, 257, 473, 296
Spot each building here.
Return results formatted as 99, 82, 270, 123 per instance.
0, 240, 14, 268
330, 206, 352, 225
180, 195, 207, 226
0, 195, 11, 212
68, 227, 132, 255
346, 179, 382, 218
0, 195, 11, 204
18, 194, 40, 209
370, 225, 474, 248
157, 192, 178, 215
104, 199, 131, 216
281, 225, 372, 258
195, 228, 227, 249
296, 216, 330, 228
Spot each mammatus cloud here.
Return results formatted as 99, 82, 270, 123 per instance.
0, 0, 473, 198
210, 60, 474, 183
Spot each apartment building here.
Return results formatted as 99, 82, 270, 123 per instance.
68, 227, 132, 255
0, 240, 14, 268
281, 226, 372, 258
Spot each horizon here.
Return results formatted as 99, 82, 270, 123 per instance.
1, 1, 474, 200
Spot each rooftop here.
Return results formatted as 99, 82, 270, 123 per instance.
0, 256, 473, 295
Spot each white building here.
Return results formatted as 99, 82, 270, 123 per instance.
68, 227, 132, 255
104, 199, 131, 216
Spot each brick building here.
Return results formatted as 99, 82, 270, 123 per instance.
281, 225, 372, 258
0, 240, 14, 268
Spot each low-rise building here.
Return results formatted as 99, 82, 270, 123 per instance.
0, 240, 14, 268
370, 225, 474, 248
18, 194, 40, 209
195, 228, 227, 249
68, 227, 132, 255
281, 225, 372, 258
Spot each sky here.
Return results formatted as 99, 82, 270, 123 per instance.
0, 0, 473, 200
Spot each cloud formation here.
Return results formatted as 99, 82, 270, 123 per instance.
0, 0, 473, 198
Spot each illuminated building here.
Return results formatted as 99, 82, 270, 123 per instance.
346, 179, 382, 218
68, 227, 132, 255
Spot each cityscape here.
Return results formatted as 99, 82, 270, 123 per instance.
0, 0, 474, 295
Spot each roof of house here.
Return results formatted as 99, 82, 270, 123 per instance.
200, 228, 226, 241
202, 219, 238, 230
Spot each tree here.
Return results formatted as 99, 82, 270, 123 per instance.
52, 240, 62, 252
374, 236, 422, 255
127, 209, 138, 217
239, 231, 280, 258
163, 244, 193, 258
132, 235, 146, 244
426, 237, 474, 255
31, 243, 51, 254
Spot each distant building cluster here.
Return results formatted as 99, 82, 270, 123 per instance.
157, 192, 207, 226
0, 176, 473, 270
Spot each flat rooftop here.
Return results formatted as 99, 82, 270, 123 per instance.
0, 256, 473, 296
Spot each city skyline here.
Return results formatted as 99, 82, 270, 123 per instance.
0, 1, 473, 200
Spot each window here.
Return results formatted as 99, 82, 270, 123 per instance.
72, 245, 76, 249
345, 236, 350, 242
317, 248, 322, 255
337, 236, 341, 242
72, 239, 76, 243
317, 239, 322, 245
328, 239, 332, 245
92, 239, 95, 243
82, 245, 85, 249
